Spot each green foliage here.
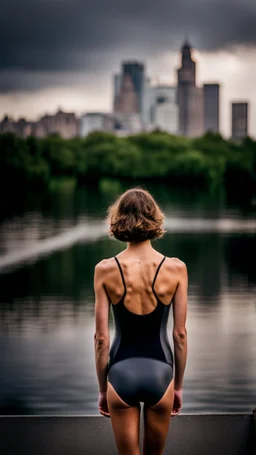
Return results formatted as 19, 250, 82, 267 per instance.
224, 137, 255, 194
41, 136, 75, 175
0, 133, 50, 186
0, 131, 255, 197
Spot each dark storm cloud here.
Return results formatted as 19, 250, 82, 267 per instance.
0, 0, 256, 91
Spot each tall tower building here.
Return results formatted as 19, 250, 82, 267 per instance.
186, 86, 204, 137
177, 40, 196, 87
231, 102, 248, 139
203, 84, 220, 133
114, 73, 139, 114
122, 61, 145, 114
113, 74, 122, 111
113, 73, 142, 134
177, 40, 203, 137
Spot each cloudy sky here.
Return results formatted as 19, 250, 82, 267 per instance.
1, 0, 256, 137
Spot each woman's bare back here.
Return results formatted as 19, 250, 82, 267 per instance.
102, 251, 184, 315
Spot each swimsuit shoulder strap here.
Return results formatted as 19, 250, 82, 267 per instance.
114, 256, 127, 295
152, 256, 166, 293
114, 255, 166, 301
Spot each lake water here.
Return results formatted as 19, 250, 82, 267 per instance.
0, 179, 255, 415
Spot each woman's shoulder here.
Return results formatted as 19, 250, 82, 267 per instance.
94, 257, 117, 273
165, 256, 187, 274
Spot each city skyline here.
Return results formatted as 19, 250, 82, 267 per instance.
0, 0, 255, 137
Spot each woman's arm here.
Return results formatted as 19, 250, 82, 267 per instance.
94, 261, 110, 394
172, 260, 188, 390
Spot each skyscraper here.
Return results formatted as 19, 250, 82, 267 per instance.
113, 73, 141, 134
113, 74, 122, 112
114, 73, 139, 114
186, 86, 204, 137
122, 61, 145, 114
203, 84, 220, 133
177, 40, 196, 87
177, 40, 203, 137
143, 85, 178, 133
231, 102, 248, 139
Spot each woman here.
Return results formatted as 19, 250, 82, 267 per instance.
94, 187, 188, 455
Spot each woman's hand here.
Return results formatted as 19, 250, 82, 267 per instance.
171, 388, 183, 416
98, 392, 110, 417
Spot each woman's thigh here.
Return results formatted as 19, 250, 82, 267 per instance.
107, 381, 141, 455
142, 378, 175, 455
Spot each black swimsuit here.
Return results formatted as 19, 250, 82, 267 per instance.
107, 255, 174, 406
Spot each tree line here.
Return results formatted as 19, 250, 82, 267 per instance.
0, 131, 255, 197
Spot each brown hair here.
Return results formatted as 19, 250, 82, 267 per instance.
106, 187, 166, 242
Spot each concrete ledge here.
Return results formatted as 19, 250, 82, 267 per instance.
0, 412, 255, 455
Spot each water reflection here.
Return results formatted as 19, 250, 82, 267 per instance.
1, 179, 255, 257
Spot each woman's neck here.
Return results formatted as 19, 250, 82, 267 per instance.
126, 240, 153, 254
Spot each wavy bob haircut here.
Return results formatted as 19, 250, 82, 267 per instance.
106, 187, 166, 242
